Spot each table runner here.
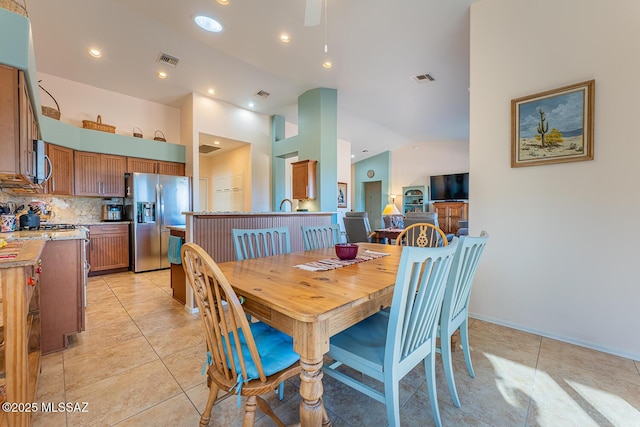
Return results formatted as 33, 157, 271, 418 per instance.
294, 249, 390, 271
0, 240, 24, 260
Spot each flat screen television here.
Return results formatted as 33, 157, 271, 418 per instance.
429, 173, 469, 201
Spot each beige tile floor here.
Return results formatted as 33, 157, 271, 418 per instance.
33, 270, 640, 426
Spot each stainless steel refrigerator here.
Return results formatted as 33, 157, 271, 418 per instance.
125, 173, 191, 272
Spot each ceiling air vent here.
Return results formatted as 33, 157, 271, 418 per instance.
410, 73, 435, 83
255, 90, 270, 98
157, 52, 180, 67
199, 144, 221, 154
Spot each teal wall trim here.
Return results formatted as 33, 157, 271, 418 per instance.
353, 151, 392, 212
0, 9, 42, 126
272, 88, 338, 214
40, 116, 186, 163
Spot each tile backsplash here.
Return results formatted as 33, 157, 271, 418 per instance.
0, 192, 103, 224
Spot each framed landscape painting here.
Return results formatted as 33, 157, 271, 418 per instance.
511, 80, 594, 168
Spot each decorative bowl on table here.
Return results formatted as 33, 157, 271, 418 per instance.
335, 243, 359, 260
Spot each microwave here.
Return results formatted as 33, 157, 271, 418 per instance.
33, 139, 52, 185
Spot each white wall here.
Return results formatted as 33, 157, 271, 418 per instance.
470, 0, 640, 359
37, 72, 181, 142
191, 93, 272, 211
391, 140, 469, 210
200, 145, 251, 211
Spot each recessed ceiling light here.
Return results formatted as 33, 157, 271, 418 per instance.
279, 33, 291, 43
322, 61, 333, 69
157, 71, 168, 79
351, 154, 355, 158
195, 15, 223, 33
216, 0, 229, 5
89, 48, 102, 58
248, 102, 254, 108
208, 88, 215, 95
213, 140, 220, 145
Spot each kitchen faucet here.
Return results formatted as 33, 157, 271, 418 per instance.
279, 198, 293, 212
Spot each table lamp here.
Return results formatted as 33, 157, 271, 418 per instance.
382, 203, 402, 228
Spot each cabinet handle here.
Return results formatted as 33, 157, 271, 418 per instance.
51, 177, 56, 192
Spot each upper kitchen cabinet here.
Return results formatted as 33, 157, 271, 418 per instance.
292, 159, 317, 200
45, 143, 74, 195
127, 157, 185, 176
0, 64, 41, 191
157, 160, 185, 176
74, 151, 126, 197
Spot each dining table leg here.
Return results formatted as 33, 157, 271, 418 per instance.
295, 321, 332, 427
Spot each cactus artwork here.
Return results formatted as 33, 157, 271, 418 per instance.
536, 108, 549, 147
512, 80, 594, 167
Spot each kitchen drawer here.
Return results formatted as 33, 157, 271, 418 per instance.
89, 224, 129, 235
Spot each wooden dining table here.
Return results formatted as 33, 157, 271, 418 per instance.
217, 242, 404, 427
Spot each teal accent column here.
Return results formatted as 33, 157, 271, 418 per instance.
272, 88, 338, 214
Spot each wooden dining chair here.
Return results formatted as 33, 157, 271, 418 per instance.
438, 231, 489, 407
301, 224, 341, 250
323, 242, 458, 427
181, 243, 301, 427
395, 222, 449, 247
231, 227, 291, 260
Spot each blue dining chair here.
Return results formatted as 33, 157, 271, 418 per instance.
301, 224, 341, 250
181, 243, 301, 426
437, 231, 489, 407
323, 241, 458, 427
231, 227, 291, 260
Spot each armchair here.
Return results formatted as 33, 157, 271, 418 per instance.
342, 212, 376, 243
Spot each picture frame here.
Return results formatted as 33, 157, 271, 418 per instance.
511, 80, 594, 168
337, 182, 347, 208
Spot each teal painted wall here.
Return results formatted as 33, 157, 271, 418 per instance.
353, 151, 392, 212
272, 88, 337, 213
40, 116, 186, 162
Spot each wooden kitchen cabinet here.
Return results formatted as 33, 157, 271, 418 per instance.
88, 224, 130, 275
74, 151, 127, 197
45, 143, 74, 195
0, 240, 44, 427
157, 160, 185, 176
0, 64, 41, 190
127, 157, 185, 176
39, 239, 85, 353
432, 201, 468, 235
292, 159, 317, 200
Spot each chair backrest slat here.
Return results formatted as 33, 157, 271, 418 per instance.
442, 231, 489, 323
232, 227, 291, 261
301, 224, 341, 250
386, 242, 458, 365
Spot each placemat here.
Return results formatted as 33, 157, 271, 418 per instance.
294, 249, 390, 271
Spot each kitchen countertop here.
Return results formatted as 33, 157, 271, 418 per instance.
186, 211, 335, 216
2, 228, 88, 242
78, 221, 131, 226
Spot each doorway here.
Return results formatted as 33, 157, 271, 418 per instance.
364, 181, 382, 230
198, 178, 208, 211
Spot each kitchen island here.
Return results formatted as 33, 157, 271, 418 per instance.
178, 211, 335, 310
185, 211, 335, 263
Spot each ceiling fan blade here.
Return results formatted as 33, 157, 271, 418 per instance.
304, 0, 322, 27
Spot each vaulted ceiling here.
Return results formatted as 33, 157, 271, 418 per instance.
27, 0, 475, 162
